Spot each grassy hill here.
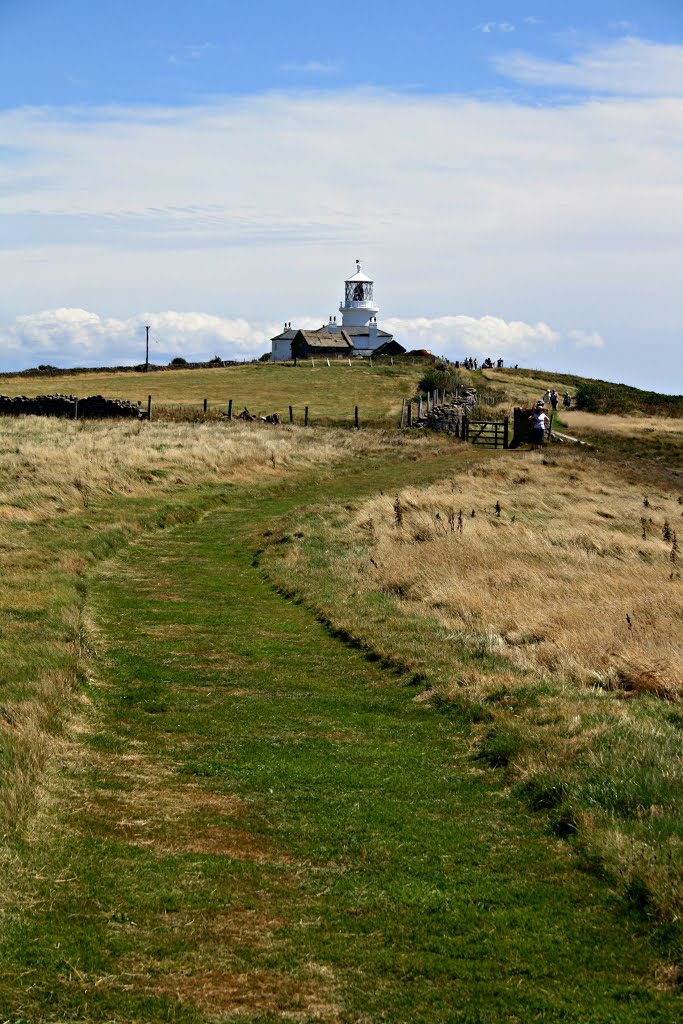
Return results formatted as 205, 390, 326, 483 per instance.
0, 362, 682, 1018
2, 359, 680, 425
478, 366, 683, 414
0, 360, 427, 425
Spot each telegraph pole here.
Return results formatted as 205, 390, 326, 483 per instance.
145, 325, 150, 372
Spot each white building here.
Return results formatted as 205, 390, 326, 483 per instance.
271, 261, 402, 361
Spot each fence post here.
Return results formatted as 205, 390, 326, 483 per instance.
289, 405, 293, 423
227, 399, 233, 421
503, 416, 509, 449
147, 395, 152, 422
418, 396, 423, 418
400, 398, 406, 428
203, 398, 208, 414
463, 413, 469, 441
73, 399, 78, 421
304, 406, 309, 427
408, 402, 413, 427
354, 405, 359, 428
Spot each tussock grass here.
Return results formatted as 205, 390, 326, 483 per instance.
261, 447, 683, 951
359, 452, 682, 694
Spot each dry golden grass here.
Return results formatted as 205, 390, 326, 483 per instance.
563, 409, 683, 440
0, 415, 410, 525
355, 450, 682, 697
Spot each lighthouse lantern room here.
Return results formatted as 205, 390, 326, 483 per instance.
340, 259, 379, 328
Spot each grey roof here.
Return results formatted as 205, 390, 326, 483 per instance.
273, 324, 394, 343
295, 329, 353, 350
311, 325, 393, 339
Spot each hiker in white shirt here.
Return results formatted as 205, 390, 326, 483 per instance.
529, 401, 549, 449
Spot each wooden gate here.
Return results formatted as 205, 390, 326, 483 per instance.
463, 417, 509, 449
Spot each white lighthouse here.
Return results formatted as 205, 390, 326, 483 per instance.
339, 259, 379, 328
270, 260, 403, 360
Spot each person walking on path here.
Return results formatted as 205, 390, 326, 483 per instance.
529, 401, 549, 449
563, 392, 572, 409
550, 389, 559, 411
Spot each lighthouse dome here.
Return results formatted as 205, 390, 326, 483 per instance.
345, 268, 373, 284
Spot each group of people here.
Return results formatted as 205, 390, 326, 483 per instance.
544, 388, 572, 411
529, 390, 572, 448
458, 356, 506, 370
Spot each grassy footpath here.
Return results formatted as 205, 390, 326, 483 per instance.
0, 452, 679, 1022
259, 449, 683, 958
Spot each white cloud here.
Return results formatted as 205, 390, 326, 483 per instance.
280, 60, 342, 73
384, 315, 558, 357
494, 37, 683, 96
0, 73, 680, 374
167, 42, 215, 66
569, 329, 605, 349
608, 20, 638, 33
3, 308, 602, 368
477, 22, 515, 34
3, 308, 282, 365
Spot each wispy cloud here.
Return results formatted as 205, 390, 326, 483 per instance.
608, 20, 638, 33
494, 37, 683, 96
0, 76, 680, 368
477, 22, 515, 34
167, 42, 215, 66
280, 59, 343, 74
569, 329, 604, 349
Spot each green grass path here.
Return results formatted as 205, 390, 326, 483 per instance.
1, 454, 678, 1022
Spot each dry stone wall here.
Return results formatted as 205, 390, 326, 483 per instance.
0, 394, 145, 419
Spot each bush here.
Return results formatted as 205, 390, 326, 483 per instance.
418, 366, 457, 395
575, 380, 683, 417
170, 357, 187, 366
259, 352, 272, 362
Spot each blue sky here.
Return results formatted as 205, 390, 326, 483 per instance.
1, 0, 682, 388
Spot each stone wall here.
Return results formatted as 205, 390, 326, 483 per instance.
0, 394, 145, 419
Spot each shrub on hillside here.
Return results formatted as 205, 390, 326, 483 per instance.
418, 366, 456, 395
575, 381, 683, 417
170, 357, 187, 366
